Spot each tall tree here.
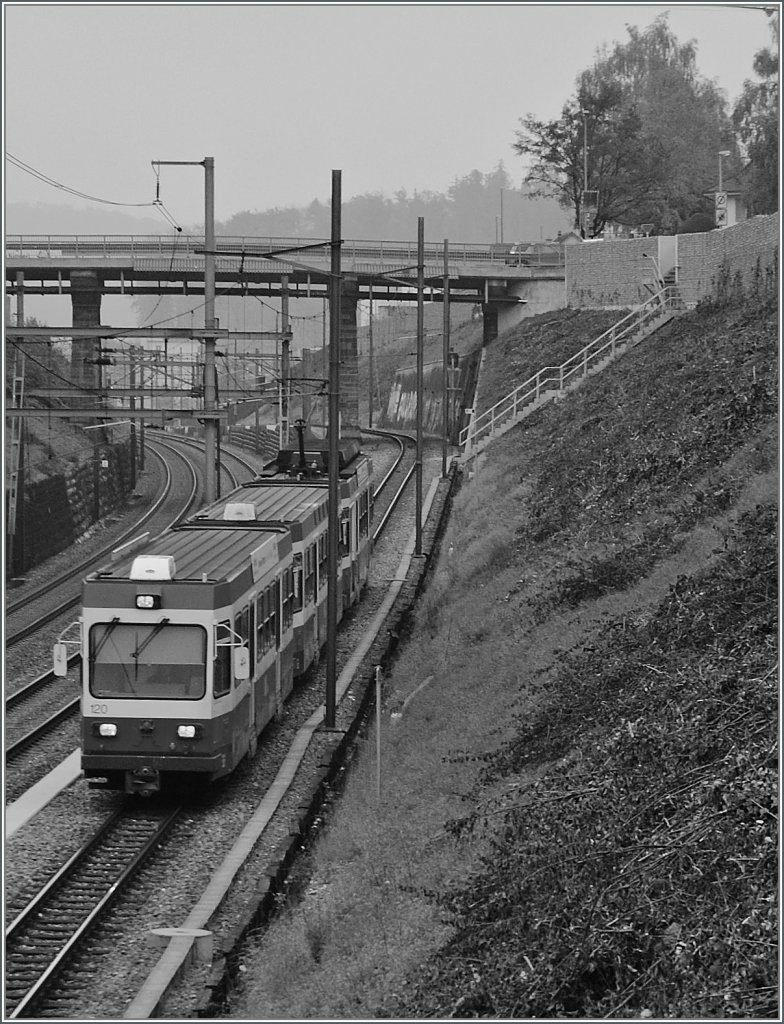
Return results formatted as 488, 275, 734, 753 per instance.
513, 15, 730, 234
733, 10, 779, 214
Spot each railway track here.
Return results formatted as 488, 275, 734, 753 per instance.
6, 430, 410, 774
5, 430, 428, 1016
5, 434, 290, 782
5, 803, 181, 1019
5, 433, 259, 649
5, 441, 194, 647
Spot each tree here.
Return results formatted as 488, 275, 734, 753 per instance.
733, 11, 779, 215
513, 15, 730, 234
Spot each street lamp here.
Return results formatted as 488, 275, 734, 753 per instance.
580, 110, 589, 236
718, 150, 731, 192
500, 188, 504, 244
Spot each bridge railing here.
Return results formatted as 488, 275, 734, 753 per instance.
5, 234, 529, 265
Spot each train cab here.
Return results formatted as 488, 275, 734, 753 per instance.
57, 524, 294, 795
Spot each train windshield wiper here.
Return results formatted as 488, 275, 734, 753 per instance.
130, 617, 171, 667
90, 616, 120, 663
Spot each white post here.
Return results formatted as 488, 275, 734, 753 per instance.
375, 666, 382, 802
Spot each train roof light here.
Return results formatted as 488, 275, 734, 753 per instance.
130, 555, 176, 580
223, 502, 256, 521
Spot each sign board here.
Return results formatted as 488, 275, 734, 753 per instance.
715, 191, 728, 227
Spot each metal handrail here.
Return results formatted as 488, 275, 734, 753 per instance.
460, 288, 688, 451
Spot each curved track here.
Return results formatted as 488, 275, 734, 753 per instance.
6, 441, 195, 647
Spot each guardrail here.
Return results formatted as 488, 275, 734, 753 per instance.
5, 234, 523, 264
460, 287, 692, 455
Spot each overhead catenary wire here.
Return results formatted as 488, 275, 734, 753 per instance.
6, 153, 157, 208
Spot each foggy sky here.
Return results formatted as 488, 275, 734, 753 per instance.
4, 2, 775, 228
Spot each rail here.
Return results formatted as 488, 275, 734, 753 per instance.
460, 287, 692, 453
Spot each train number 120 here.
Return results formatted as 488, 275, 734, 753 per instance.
90, 703, 108, 715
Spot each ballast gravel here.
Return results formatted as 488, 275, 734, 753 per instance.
5, 434, 448, 1019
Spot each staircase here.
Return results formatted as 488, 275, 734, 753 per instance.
459, 286, 690, 462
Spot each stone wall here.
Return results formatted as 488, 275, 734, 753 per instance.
565, 215, 779, 308
677, 215, 779, 302
11, 438, 134, 576
378, 350, 480, 443
566, 237, 653, 308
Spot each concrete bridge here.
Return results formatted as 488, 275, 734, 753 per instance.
5, 232, 563, 304
5, 233, 566, 435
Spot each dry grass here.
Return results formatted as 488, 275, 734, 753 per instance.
228, 295, 777, 1019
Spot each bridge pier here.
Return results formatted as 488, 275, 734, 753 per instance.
483, 278, 568, 344
70, 271, 104, 392
481, 305, 499, 346
338, 275, 361, 437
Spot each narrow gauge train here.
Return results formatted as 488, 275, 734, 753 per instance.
53, 438, 373, 796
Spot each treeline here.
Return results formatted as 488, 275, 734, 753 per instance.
216, 164, 566, 243
514, 12, 779, 236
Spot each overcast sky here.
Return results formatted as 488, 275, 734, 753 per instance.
4, 2, 776, 228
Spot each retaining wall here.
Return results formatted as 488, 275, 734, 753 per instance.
10, 439, 134, 576
565, 214, 779, 308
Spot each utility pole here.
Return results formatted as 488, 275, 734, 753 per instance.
442, 239, 450, 477
581, 110, 589, 237
281, 275, 290, 446
7, 275, 26, 576
151, 156, 217, 501
326, 169, 342, 730
368, 284, 374, 428
203, 156, 217, 502
129, 348, 137, 490
415, 217, 424, 556
500, 189, 504, 244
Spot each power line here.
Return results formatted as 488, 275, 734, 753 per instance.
6, 153, 156, 208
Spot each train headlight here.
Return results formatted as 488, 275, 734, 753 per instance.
136, 595, 162, 610
177, 724, 202, 739
98, 723, 118, 737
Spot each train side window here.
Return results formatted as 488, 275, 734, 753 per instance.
213, 620, 231, 698
274, 580, 281, 649
304, 543, 316, 603
293, 554, 303, 613
255, 594, 265, 660
340, 513, 351, 557
282, 566, 294, 629
247, 602, 255, 667
359, 490, 369, 538
234, 606, 251, 686
317, 533, 328, 589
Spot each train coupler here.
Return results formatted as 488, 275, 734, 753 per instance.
125, 766, 161, 796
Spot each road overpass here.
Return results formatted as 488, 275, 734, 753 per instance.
5, 234, 566, 434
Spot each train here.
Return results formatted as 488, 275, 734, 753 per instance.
53, 437, 374, 796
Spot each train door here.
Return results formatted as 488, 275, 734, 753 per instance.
234, 604, 253, 758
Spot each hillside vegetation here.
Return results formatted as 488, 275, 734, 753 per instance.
229, 292, 777, 1020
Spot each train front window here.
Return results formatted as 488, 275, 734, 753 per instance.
89, 622, 207, 699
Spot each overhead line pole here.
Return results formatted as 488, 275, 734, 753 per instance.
203, 156, 218, 503
415, 217, 424, 556
152, 157, 218, 502
442, 239, 450, 478
326, 169, 342, 730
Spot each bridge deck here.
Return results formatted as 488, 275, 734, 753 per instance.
6, 235, 564, 286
